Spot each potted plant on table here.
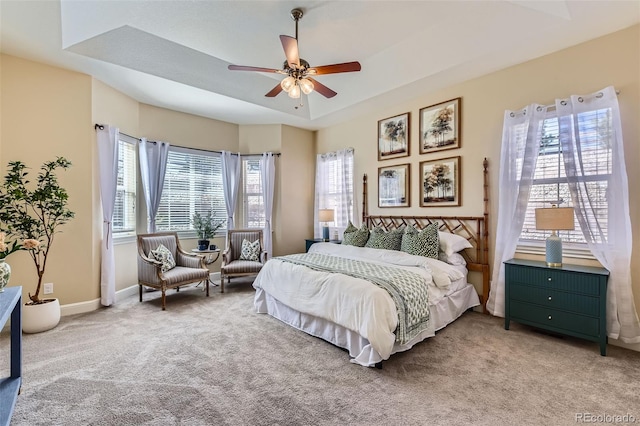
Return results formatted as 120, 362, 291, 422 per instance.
0, 157, 75, 333
191, 210, 225, 250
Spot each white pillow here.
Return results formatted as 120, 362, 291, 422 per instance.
438, 231, 473, 256
438, 251, 467, 266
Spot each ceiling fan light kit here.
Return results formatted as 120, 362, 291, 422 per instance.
228, 7, 361, 100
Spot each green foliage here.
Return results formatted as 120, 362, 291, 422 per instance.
191, 211, 225, 239
0, 157, 75, 304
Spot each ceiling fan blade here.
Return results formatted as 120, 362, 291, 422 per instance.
280, 35, 300, 69
308, 61, 362, 75
307, 78, 337, 98
265, 84, 283, 98
228, 65, 281, 73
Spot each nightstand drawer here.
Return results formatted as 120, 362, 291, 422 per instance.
510, 300, 599, 337
507, 264, 600, 296
509, 283, 599, 316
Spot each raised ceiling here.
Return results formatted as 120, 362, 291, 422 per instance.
1, 1, 638, 130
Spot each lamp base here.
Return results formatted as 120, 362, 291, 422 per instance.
545, 232, 563, 268
322, 226, 330, 242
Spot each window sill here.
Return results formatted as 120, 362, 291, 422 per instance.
516, 242, 597, 261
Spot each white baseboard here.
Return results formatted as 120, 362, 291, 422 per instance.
60, 272, 221, 316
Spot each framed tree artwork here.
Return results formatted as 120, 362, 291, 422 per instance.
378, 163, 410, 208
420, 156, 460, 207
419, 98, 461, 154
378, 112, 410, 161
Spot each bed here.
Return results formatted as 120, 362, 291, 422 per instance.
253, 159, 490, 367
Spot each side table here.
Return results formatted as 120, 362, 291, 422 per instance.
192, 248, 221, 288
305, 239, 342, 253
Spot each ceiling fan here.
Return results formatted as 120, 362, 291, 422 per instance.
227, 8, 361, 99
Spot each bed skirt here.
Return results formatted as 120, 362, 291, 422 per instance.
254, 283, 480, 367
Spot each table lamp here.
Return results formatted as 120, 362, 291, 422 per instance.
318, 209, 335, 242
535, 206, 575, 267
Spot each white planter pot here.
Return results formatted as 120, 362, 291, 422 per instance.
23, 298, 61, 334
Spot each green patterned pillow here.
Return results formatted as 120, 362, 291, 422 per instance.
364, 226, 403, 251
342, 222, 369, 247
401, 223, 439, 258
150, 244, 176, 272
239, 239, 261, 261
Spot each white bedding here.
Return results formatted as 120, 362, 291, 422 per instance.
253, 243, 479, 366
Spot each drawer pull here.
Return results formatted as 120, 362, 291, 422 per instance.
548, 296, 552, 301
547, 277, 552, 282
548, 315, 552, 320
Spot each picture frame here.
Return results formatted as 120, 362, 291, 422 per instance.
378, 163, 410, 208
378, 112, 410, 161
419, 98, 461, 154
420, 156, 461, 207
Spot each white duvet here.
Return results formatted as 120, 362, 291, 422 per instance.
253, 243, 466, 360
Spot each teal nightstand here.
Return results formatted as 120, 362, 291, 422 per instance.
305, 239, 342, 252
504, 258, 609, 356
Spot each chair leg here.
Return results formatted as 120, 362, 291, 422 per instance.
221, 273, 225, 293
139, 285, 143, 302
161, 289, 166, 310
206, 277, 210, 297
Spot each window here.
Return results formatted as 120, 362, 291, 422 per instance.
519, 109, 612, 248
156, 147, 226, 235
315, 149, 355, 230
113, 136, 137, 235
242, 158, 265, 228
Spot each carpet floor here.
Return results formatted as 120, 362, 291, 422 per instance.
1, 279, 639, 425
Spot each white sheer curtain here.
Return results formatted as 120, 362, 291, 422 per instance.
261, 152, 276, 257
221, 151, 241, 230
96, 125, 119, 306
138, 138, 169, 233
557, 86, 640, 343
314, 148, 357, 239
486, 105, 547, 316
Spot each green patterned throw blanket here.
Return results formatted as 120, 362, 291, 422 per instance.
275, 253, 430, 344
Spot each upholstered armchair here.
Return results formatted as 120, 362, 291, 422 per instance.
137, 232, 210, 310
220, 229, 267, 292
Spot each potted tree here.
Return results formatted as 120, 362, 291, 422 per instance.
0, 157, 75, 333
191, 211, 225, 250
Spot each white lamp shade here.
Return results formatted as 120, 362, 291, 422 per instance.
288, 84, 301, 99
318, 209, 334, 223
299, 78, 314, 94
280, 76, 295, 92
535, 207, 575, 231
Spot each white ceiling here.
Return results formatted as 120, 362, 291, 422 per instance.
1, 1, 638, 130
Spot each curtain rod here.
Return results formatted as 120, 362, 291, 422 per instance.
94, 124, 281, 157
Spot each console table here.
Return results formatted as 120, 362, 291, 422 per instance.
0, 286, 22, 426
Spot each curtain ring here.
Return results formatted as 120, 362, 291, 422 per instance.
561, 100, 567, 106
510, 112, 515, 117
578, 97, 584, 103
596, 92, 604, 98
536, 106, 543, 112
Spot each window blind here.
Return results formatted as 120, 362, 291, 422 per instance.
520, 108, 612, 245
156, 146, 226, 234
113, 137, 137, 234
242, 158, 265, 228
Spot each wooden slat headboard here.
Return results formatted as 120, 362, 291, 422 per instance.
362, 158, 490, 312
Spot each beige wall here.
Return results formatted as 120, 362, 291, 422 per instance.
1, 54, 95, 304
316, 25, 640, 351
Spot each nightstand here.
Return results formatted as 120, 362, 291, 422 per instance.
504, 258, 609, 356
305, 239, 342, 252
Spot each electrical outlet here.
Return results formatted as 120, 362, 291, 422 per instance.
43, 283, 54, 294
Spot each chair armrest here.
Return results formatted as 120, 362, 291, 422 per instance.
176, 251, 206, 269
222, 249, 231, 264
138, 255, 163, 284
